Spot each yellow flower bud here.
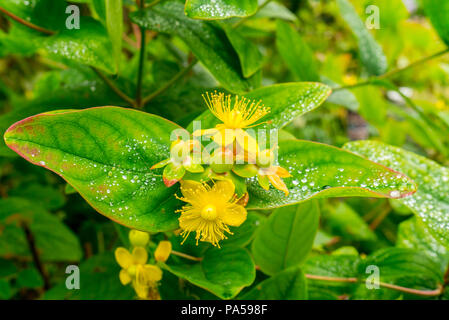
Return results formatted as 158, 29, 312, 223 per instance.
154, 240, 172, 262
129, 230, 150, 247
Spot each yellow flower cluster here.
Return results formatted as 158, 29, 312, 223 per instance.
114, 230, 172, 299
152, 92, 291, 247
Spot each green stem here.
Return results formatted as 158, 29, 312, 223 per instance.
92, 67, 135, 106
334, 48, 449, 92
0, 7, 55, 35
142, 58, 198, 105
21, 221, 51, 290
135, 0, 147, 109
305, 274, 444, 297
233, 0, 273, 28
171, 250, 203, 262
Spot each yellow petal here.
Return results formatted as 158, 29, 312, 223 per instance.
180, 180, 206, 203
274, 166, 291, 178
119, 269, 132, 285
132, 246, 148, 265
154, 241, 172, 262
114, 247, 133, 269
136, 264, 163, 287
133, 280, 148, 299
212, 128, 236, 147
268, 175, 289, 196
222, 203, 247, 226
210, 180, 235, 202
192, 128, 218, 137
235, 129, 258, 155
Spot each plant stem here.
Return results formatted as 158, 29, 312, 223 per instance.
305, 274, 444, 297
334, 48, 449, 92
92, 67, 135, 106
171, 250, 203, 262
0, 7, 55, 35
233, 0, 273, 28
21, 221, 51, 290
135, 0, 147, 109
142, 58, 198, 105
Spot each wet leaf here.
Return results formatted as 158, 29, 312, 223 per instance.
247, 140, 417, 209
185, 0, 258, 20
397, 217, 449, 274
4, 107, 184, 232
344, 140, 449, 247
188, 82, 331, 131
131, 1, 258, 93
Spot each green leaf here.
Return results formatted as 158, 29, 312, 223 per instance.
0, 259, 17, 278
397, 216, 449, 274
44, 252, 135, 300
222, 24, 263, 78
222, 212, 266, 247
0, 198, 82, 262
421, 0, 449, 46
323, 202, 377, 242
130, 1, 258, 93
358, 248, 442, 291
105, 0, 123, 72
40, 18, 116, 73
255, 1, 297, 22
276, 20, 319, 81
188, 82, 332, 131
4, 107, 183, 232
303, 254, 360, 298
247, 140, 417, 209
251, 201, 320, 275
344, 140, 449, 247
241, 266, 307, 299
0, 0, 67, 31
0, 68, 129, 157
337, 0, 387, 76
0, 279, 12, 300
185, 0, 258, 20
9, 183, 65, 210
16, 268, 44, 289
162, 246, 255, 299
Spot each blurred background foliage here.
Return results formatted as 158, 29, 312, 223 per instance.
1, 0, 449, 300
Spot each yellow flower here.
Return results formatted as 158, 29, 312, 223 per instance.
193, 92, 270, 154
257, 165, 291, 196
154, 240, 172, 262
114, 246, 162, 299
176, 180, 247, 247
255, 148, 291, 196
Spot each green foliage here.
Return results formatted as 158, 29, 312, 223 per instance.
4, 108, 182, 232
252, 201, 319, 275
185, 0, 258, 20
345, 140, 449, 247
0, 0, 448, 301
337, 0, 387, 75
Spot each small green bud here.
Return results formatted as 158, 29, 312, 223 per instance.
257, 149, 274, 168
129, 230, 150, 247
210, 149, 234, 173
